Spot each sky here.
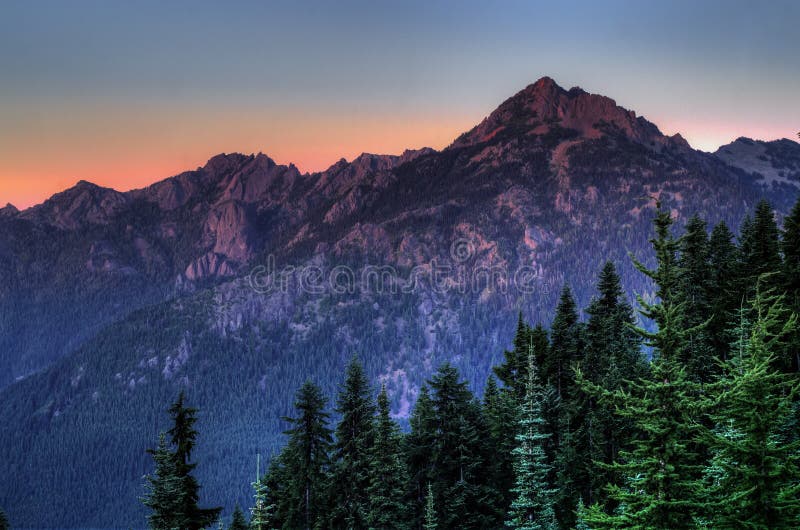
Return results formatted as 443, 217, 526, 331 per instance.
1, 0, 798, 209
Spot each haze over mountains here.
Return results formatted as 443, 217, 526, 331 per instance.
1, 77, 799, 527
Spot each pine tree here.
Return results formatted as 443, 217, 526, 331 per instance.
739, 200, 782, 296
548, 286, 585, 526
782, 197, 800, 372
546, 286, 583, 401
574, 498, 591, 530
142, 434, 184, 529
0, 508, 7, 530
406, 385, 436, 527
143, 392, 221, 530
506, 352, 556, 530
581, 262, 646, 507
281, 381, 333, 530
677, 214, 715, 382
328, 357, 375, 529
366, 385, 411, 529
423, 484, 437, 530
494, 313, 533, 398
707, 221, 739, 363
700, 285, 800, 528
426, 363, 495, 528
584, 202, 704, 529
483, 375, 520, 514
229, 505, 248, 530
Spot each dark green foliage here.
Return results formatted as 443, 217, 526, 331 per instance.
782, 197, 800, 372
506, 353, 557, 530
700, 287, 800, 528
494, 314, 534, 398
274, 381, 333, 530
584, 203, 704, 529
738, 200, 782, 296
229, 505, 249, 530
405, 385, 436, 527
425, 363, 498, 529
0, 508, 7, 530
327, 357, 375, 529
483, 375, 519, 514
367, 385, 411, 529
423, 484, 437, 530
707, 221, 740, 363
677, 214, 715, 382
142, 392, 222, 530
580, 262, 646, 506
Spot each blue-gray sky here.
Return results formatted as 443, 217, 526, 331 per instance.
1, 0, 798, 207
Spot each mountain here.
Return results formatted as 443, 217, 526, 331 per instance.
714, 136, 800, 190
1, 77, 798, 528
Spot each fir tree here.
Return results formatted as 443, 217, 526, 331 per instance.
584, 202, 704, 529
506, 353, 557, 530
142, 434, 184, 530
677, 214, 715, 382
423, 484, 437, 530
700, 285, 800, 528
366, 385, 411, 530
739, 200, 782, 296
548, 286, 585, 526
328, 357, 375, 529
0, 508, 7, 530
143, 392, 221, 530
483, 375, 520, 514
707, 221, 740, 363
229, 505, 248, 530
494, 314, 533, 398
782, 197, 800, 372
406, 385, 436, 527
581, 262, 646, 506
426, 363, 495, 528
281, 381, 333, 530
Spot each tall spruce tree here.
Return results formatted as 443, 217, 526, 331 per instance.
143, 434, 184, 530
280, 381, 333, 530
328, 357, 375, 529
581, 262, 646, 506
782, 197, 800, 372
677, 214, 715, 382
426, 363, 495, 528
700, 285, 800, 528
366, 385, 411, 529
142, 392, 221, 530
548, 286, 585, 526
494, 314, 533, 398
584, 202, 703, 529
506, 353, 557, 530
739, 200, 782, 296
707, 221, 740, 363
406, 385, 436, 527
423, 484, 437, 530
483, 375, 520, 514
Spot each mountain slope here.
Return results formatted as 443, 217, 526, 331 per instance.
0, 77, 798, 527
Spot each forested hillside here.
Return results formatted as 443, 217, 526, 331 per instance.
137, 199, 800, 529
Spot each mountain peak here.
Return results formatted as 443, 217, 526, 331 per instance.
451, 76, 677, 150
0, 203, 18, 217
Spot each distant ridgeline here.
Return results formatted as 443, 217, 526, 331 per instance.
137, 199, 800, 529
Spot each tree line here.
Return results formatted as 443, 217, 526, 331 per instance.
139, 197, 800, 530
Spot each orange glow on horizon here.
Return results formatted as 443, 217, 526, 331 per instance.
0, 104, 480, 209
